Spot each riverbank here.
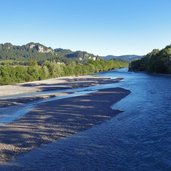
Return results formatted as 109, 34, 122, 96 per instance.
0, 75, 122, 98
0, 87, 130, 163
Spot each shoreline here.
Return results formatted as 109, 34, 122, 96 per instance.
0, 87, 130, 163
0, 75, 122, 98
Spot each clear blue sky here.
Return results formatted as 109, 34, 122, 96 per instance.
0, 0, 171, 56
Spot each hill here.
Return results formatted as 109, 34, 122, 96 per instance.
0, 42, 98, 63
103, 55, 143, 62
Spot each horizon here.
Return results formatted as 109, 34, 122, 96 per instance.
0, 0, 171, 56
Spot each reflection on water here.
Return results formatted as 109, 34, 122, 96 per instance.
1, 68, 171, 171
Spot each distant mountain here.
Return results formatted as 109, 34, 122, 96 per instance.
0, 42, 98, 63
129, 45, 171, 74
103, 55, 143, 62
54, 49, 97, 61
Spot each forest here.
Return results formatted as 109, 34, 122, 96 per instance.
129, 45, 171, 74
0, 42, 97, 63
0, 59, 127, 85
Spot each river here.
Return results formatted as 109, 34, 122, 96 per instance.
1, 68, 171, 171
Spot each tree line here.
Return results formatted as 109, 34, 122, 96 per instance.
0, 59, 127, 85
129, 45, 171, 74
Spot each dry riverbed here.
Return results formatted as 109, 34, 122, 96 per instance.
0, 75, 122, 98
0, 76, 130, 164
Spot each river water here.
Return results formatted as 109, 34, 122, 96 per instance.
1, 68, 171, 171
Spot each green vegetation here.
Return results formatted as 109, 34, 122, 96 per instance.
129, 45, 171, 74
0, 59, 127, 85
0, 42, 98, 63
0, 42, 127, 85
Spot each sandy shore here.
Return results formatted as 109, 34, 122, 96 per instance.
0, 87, 130, 163
0, 76, 122, 109
0, 75, 121, 98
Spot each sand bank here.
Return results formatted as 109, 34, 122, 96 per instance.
0, 88, 130, 163
0, 76, 121, 98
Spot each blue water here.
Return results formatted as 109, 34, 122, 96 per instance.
1, 68, 171, 171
